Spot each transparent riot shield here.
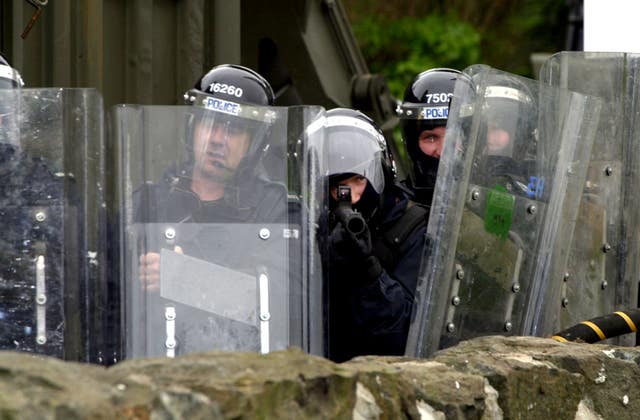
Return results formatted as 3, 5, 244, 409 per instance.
114, 102, 325, 358
406, 65, 601, 357
0, 88, 105, 361
539, 52, 640, 343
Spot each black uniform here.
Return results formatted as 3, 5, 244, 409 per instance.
133, 163, 288, 224
323, 187, 427, 362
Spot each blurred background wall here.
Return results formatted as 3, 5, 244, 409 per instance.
1, 0, 578, 107
1, 0, 580, 176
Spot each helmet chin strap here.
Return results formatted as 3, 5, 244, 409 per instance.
405, 155, 439, 206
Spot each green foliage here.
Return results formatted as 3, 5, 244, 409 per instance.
345, 0, 569, 177
346, 0, 569, 89
480, 0, 568, 77
352, 14, 481, 98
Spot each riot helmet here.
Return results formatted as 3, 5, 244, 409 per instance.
182, 64, 276, 183
308, 108, 392, 220
479, 74, 537, 159
0, 54, 24, 157
185, 64, 274, 106
0, 54, 24, 90
398, 68, 470, 204
475, 72, 539, 198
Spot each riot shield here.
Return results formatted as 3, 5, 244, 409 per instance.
406, 65, 601, 357
0, 88, 105, 361
114, 102, 325, 358
539, 52, 640, 343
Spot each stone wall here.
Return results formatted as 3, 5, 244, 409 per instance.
1, 336, 638, 419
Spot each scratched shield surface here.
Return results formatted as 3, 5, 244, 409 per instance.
406, 65, 602, 357
540, 52, 640, 343
0, 88, 105, 362
114, 103, 327, 359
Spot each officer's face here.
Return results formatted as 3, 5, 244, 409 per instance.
193, 117, 251, 181
330, 175, 368, 204
486, 123, 512, 154
418, 125, 446, 159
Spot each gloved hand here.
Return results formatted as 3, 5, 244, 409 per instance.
329, 221, 371, 262
327, 221, 382, 282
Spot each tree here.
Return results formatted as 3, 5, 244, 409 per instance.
343, 0, 569, 97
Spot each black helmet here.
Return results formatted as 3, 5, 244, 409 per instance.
181, 64, 277, 180
479, 73, 537, 160
307, 108, 394, 220
184, 64, 274, 107
309, 108, 392, 194
473, 72, 539, 198
398, 68, 461, 145
0, 54, 24, 90
0, 54, 23, 152
397, 68, 470, 204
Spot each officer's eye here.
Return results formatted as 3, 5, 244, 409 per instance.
214, 120, 245, 136
351, 175, 367, 185
227, 124, 246, 136
420, 135, 437, 143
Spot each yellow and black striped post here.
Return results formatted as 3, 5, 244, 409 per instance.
551, 309, 640, 343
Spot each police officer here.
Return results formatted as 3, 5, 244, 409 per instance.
106, 64, 292, 360
477, 74, 539, 199
136, 64, 289, 289
444, 72, 540, 346
397, 68, 468, 207
135, 64, 286, 225
311, 108, 427, 362
133, 62, 287, 290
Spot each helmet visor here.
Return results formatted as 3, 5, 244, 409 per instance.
0, 64, 23, 89
185, 90, 276, 124
308, 115, 386, 194
481, 86, 535, 157
188, 105, 272, 184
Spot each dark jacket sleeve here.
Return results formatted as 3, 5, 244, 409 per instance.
349, 224, 427, 356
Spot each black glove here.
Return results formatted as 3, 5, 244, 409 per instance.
329, 221, 371, 260
327, 221, 382, 282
